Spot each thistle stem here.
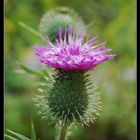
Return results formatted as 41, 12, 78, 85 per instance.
59, 124, 67, 140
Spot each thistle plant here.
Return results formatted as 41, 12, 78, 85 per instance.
34, 27, 115, 140
5, 7, 115, 140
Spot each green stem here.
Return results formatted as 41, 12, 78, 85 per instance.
59, 125, 67, 140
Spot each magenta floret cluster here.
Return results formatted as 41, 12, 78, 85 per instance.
35, 28, 115, 71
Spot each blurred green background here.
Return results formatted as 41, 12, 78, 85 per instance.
4, 0, 136, 140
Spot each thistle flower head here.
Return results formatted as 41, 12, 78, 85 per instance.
34, 27, 115, 127
35, 27, 115, 71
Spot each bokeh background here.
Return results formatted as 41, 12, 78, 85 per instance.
4, 0, 136, 140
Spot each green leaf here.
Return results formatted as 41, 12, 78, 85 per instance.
31, 120, 36, 140
5, 134, 19, 140
18, 63, 48, 78
6, 130, 30, 140
18, 21, 43, 38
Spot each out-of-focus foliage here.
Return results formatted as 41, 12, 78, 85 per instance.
5, 0, 136, 140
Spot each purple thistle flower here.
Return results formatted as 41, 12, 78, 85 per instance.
35, 27, 115, 71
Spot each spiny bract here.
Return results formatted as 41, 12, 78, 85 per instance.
35, 70, 101, 126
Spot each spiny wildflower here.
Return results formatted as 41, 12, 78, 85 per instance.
34, 27, 115, 126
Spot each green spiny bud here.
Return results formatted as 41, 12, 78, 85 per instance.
38, 7, 87, 42
35, 70, 101, 127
